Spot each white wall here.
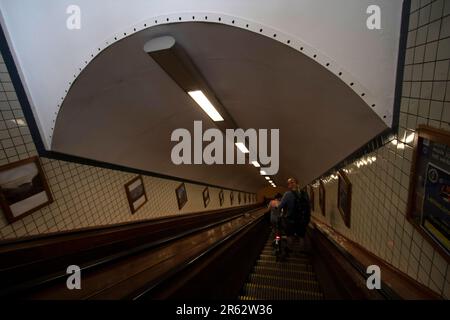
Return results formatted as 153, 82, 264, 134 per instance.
0, 0, 404, 149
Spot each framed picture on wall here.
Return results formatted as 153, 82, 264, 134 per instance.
407, 125, 450, 258
175, 183, 188, 210
337, 170, 352, 228
0, 156, 53, 224
230, 191, 234, 205
308, 185, 315, 212
202, 187, 210, 208
219, 189, 224, 207
319, 180, 326, 216
124, 175, 147, 214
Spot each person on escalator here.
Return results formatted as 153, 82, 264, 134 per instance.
268, 193, 283, 231
278, 177, 311, 251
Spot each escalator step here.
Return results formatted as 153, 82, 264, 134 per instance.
242, 283, 323, 300
238, 296, 257, 300
255, 260, 313, 271
248, 274, 321, 292
258, 254, 310, 263
252, 266, 316, 280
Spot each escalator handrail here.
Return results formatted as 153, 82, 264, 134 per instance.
311, 219, 442, 300
0, 206, 265, 297
129, 209, 268, 300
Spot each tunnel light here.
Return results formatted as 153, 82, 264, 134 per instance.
405, 132, 415, 144
265, 177, 270, 180
260, 170, 267, 175
235, 142, 249, 153
252, 161, 260, 167
188, 90, 224, 122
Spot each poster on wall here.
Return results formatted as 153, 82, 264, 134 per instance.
202, 187, 210, 208
337, 170, 352, 228
124, 175, 147, 214
408, 126, 450, 256
219, 189, 224, 207
0, 156, 53, 223
308, 185, 315, 212
175, 183, 188, 210
319, 180, 326, 216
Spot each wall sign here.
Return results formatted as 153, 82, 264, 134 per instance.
0, 156, 53, 223
407, 126, 450, 258
308, 185, 315, 212
319, 180, 326, 217
337, 170, 352, 228
202, 187, 210, 208
219, 189, 224, 207
175, 183, 188, 210
124, 175, 147, 214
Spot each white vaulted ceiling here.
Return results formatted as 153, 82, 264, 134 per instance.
0, 0, 405, 191
50, 23, 388, 191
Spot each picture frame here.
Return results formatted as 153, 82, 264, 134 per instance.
0, 156, 53, 224
407, 125, 450, 259
337, 170, 352, 228
319, 180, 326, 216
219, 189, 224, 207
124, 175, 147, 214
175, 182, 188, 210
202, 187, 210, 208
308, 185, 315, 212
230, 191, 234, 205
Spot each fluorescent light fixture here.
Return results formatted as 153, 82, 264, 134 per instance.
188, 90, 224, 122
265, 177, 270, 180
235, 142, 249, 153
252, 161, 260, 168
260, 170, 267, 175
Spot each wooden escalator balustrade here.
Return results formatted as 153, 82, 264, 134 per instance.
0, 204, 264, 299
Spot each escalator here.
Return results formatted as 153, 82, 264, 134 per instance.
0, 206, 440, 300
239, 233, 323, 300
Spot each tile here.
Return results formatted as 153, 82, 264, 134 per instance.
430, 0, 444, 21
427, 20, 441, 42
441, 15, 450, 38
429, 100, 444, 119
437, 37, 450, 60
424, 41, 438, 61
432, 81, 447, 100
434, 60, 449, 80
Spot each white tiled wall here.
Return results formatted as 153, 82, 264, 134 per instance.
0, 52, 254, 240
312, 0, 450, 299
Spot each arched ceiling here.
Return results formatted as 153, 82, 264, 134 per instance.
51, 22, 387, 191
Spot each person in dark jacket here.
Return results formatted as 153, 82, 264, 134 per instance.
278, 177, 310, 250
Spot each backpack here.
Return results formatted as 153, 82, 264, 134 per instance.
291, 190, 311, 226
